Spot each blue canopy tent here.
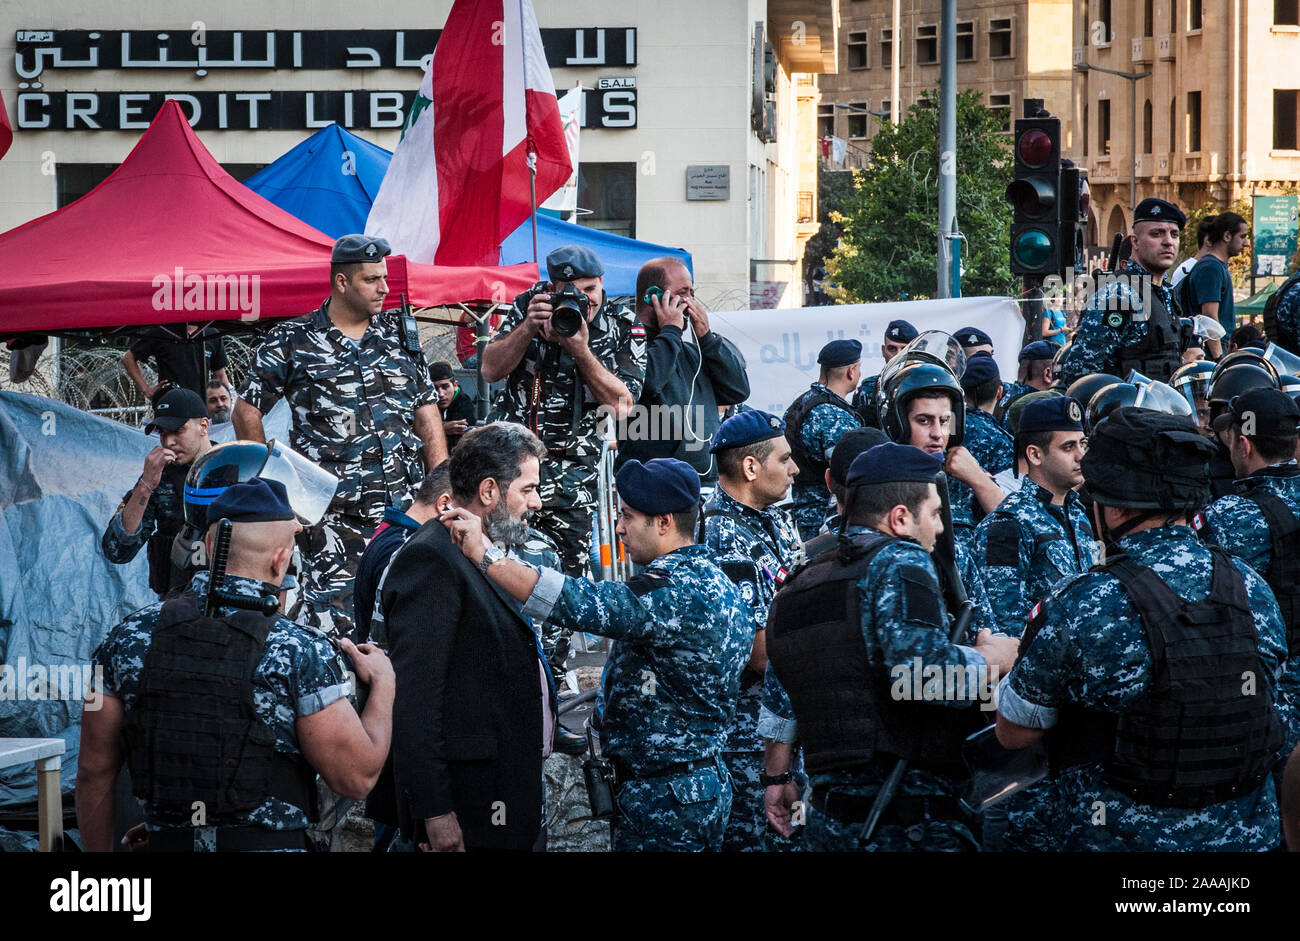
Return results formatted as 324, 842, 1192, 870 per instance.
246, 123, 692, 295
243, 124, 391, 238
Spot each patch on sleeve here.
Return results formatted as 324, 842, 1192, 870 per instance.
626, 572, 672, 597
985, 519, 1020, 567
718, 558, 760, 588
1020, 600, 1048, 652
630, 322, 647, 339
1191, 510, 1210, 536
899, 565, 943, 628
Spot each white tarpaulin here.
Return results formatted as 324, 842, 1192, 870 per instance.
708, 296, 1026, 415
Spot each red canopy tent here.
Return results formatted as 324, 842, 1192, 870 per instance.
0, 100, 537, 336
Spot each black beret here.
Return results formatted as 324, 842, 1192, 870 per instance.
145, 387, 208, 434
710, 410, 785, 453
960, 352, 1001, 390
956, 327, 993, 348
1132, 198, 1186, 228
546, 245, 604, 282
885, 320, 919, 343
1018, 340, 1057, 362
206, 477, 296, 525
846, 443, 944, 487
614, 458, 700, 514
818, 338, 863, 368
429, 361, 456, 382
331, 233, 392, 264
1018, 396, 1084, 434
829, 427, 889, 486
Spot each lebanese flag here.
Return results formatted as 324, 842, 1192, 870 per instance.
366, 0, 571, 266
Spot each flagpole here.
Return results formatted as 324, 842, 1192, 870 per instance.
519, 0, 540, 267
528, 151, 539, 266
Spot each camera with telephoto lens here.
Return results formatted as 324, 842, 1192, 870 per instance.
549, 283, 590, 338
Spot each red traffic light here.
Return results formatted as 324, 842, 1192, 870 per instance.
1018, 129, 1053, 167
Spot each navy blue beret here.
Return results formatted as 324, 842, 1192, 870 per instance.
206, 477, 296, 526
1019, 340, 1056, 361
547, 244, 604, 282
818, 338, 863, 368
331, 234, 391, 264
1133, 198, 1186, 228
960, 352, 1001, 389
1018, 396, 1084, 434
846, 443, 944, 487
885, 320, 918, 344
957, 327, 993, 348
615, 458, 700, 514
710, 409, 785, 453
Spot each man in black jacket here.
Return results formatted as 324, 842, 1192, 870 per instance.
381, 423, 554, 852
617, 257, 750, 484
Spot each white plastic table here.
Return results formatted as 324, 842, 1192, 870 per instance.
0, 738, 65, 851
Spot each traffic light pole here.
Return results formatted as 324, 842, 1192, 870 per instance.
1073, 61, 1150, 214
937, 0, 957, 298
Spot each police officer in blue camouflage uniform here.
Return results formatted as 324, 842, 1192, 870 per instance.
233, 234, 449, 638
952, 353, 1014, 556
1060, 199, 1190, 388
441, 458, 752, 851
697, 410, 803, 851
77, 478, 395, 852
482, 245, 647, 580
854, 319, 917, 427
972, 397, 1097, 850
785, 339, 864, 539
996, 408, 1287, 851
1196, 388, 1300, 770
956, 326, 1030, 404
1266, 269, 1300, 354
765, 444, 1020, 851
997, 340, 1059, 430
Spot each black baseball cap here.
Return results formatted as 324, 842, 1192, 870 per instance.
1212, 388, 1300, 437
145, 388, 208, 434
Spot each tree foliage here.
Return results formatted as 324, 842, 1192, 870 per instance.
825, 90, 1016, 302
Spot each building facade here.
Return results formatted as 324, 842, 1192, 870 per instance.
0, 0, 835, 311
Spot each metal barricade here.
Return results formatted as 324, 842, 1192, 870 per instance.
593, 415, 630, 583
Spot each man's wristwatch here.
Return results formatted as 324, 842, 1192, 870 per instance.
759, 770, 792, 787
477, 545, 506, 577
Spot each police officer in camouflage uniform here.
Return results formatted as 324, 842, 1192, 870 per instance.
971, 397, 1096, 851
784, 339, 864, 540
956, 327, 1030, 404
853, 319, 917, 427
442, 458, 751, 851
1196, 388, 1300, 771
697, 410, 803, 851
951, 353, 1014, 556
233, 234, 448, 638
78, 478, 394, 852
996, 408, 1287, 851
765, 444, 1018, 851
1060, 199, 1190, 388
482, 245, 646, 584
102, 388, 213, 598
997, 340, 1058, 430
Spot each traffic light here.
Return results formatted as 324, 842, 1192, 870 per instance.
1005, 115, 1062, 277
1058, 164, 1089, 275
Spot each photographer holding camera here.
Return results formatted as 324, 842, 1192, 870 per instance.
482, 245, 646, 597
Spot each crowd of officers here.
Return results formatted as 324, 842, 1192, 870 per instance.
76, 203, 1300, 851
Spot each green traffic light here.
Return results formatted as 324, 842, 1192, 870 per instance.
1014, 230, 1053, 268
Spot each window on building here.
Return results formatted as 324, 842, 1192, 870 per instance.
1278, 0, 1300, 26
1098, 0, 1113, 43
1143, 99, 1153, 152
1276, 90, 1300, 149
1189, 0, 1203, 30
957, 22, 975, 60
798, 192, 815, 224
847, 30, 868, 69
1099, 99, 1112, 155
990, 93, 1012, 132
989, 18, 1013, 58
1186, 91, 1202, 151
818, 103, 834, 139
577, 162, 636, 238
881, 28, 902, 68
917, 25, 938, 65
1145, 0, 1155, 36
848, 102, 868, 139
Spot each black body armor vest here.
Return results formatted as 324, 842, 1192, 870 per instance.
145, 462, 197, 597
1115, 279, 1183, 383
783, 386, 859, 483
124, 592, 317, 824
1042, 550, 1282, 808
766, 532, 982, 776
1240, 483, 1300, 657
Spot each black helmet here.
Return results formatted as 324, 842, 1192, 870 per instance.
1208, 363, 1279, 407
881, 361, 965, 448
1051, 342, 1072, 389
184, 439, 339, 527
1083, 382, 1138, 435
1211, 349, 1279, 386
875, 331, 968, 418
1169, 361, 1216, 410
1083, 407, 1216, 510
1065, 373, 1122, 413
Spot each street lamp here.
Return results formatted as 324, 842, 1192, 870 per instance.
1074, 61, 1151, 216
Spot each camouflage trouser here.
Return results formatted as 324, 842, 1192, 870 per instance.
719, 751, 805, 852
804, 791, 980, 853
534, 457, 598, 578
611, 761, 731, 852
298, 509, 379, 639
984, 780, 1061, 852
